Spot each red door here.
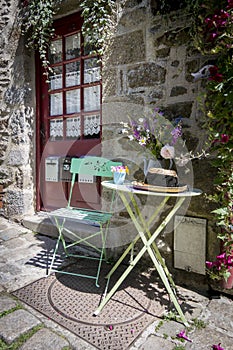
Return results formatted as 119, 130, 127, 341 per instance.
36, 12, 102, 211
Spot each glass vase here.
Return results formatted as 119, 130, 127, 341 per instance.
113, 172, 126, 185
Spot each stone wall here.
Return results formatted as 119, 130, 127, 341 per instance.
100, 0, 219, 287
0, 0, 219, 288
0, 0, 35, 219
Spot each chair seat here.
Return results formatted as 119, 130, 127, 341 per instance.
48, 207, 113, 226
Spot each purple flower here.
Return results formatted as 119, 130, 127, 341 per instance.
171, 125, 182, 145
177, 330, 192, 342
212, 343, 225, 350
143, 119, 150, 130
133, 129, 140, 140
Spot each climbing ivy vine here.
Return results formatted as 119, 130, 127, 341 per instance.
80, 0, 116, 57
21, 0, 63, 75
20, 0, 116, 75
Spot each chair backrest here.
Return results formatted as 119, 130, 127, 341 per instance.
67, 157, 122, 207
70, 157, 122, 177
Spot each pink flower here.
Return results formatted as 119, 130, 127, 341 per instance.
160, 144, 175, 159
212, 343, 225, 350
177, 330, 192, 342
209, 73, 223, 82
208, 32, 219, 41
206, 261, 215, 269
220, 134, 229, 143
212, 134, 230, 144
227, 0, 233, 9
208, 66, 223, 82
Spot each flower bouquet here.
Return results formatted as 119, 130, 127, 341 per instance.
121, 108, 187, 189
121, 108, 183, 164
111, 165, 129, 185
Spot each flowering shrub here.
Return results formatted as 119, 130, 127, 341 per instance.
194, 0, 233, 54
193, 0, 233, 283
206, 252, 233, 281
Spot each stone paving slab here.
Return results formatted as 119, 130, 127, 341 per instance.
206, 297, 233, 335
0, 309, 41, 344
0, 294, 18, 313
19, 328, 69, 350
138, 334, 175, 350
0, 228, 20, 241
186, 326, 233, 350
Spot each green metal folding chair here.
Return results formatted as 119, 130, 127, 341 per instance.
47, 156, 122, 287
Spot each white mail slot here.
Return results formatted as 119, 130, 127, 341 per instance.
45, 157, 60, 182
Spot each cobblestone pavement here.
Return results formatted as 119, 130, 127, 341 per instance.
0, 216, 233, 350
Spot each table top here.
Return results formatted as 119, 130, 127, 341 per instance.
102, 181, 202, 197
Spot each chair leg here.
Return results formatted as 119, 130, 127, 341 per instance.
95, 225, 106, 287
47, 229, 62, 276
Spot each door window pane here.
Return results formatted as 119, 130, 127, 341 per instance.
65, 33, 81, 60
65, 62, 80, 87
50, 118, 63, 140
84, 114, 100, 138
49, 39, 62, 64
66, 116, 81, 139
84, 85, 100, 111
50, 93, 63, 116
84, 58, 100, 84
66, 89, 80, 114
83, 37, 95, 56
49, 66, 63, 90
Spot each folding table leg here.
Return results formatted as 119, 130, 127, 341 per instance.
94, 193, 188, 326
139, 230, 189, 326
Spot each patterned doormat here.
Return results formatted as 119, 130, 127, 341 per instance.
12, 261, 169, 350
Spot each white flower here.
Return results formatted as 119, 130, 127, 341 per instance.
122, 128, 128, 134
139, 118, 144, 122
128, 135, 134, 141
160, 144, 175, 159
175, 153, 190, 166
139, 137, 147, 145
122, 122, 129, 127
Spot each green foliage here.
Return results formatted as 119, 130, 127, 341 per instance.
80, 0, 116, 57
21, 0, 62, 75
172, 346, 186, 350
163, 310, 179, 321
155, 320, 164, 332
0, 304, 22, 318
189, 318, 206, 330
